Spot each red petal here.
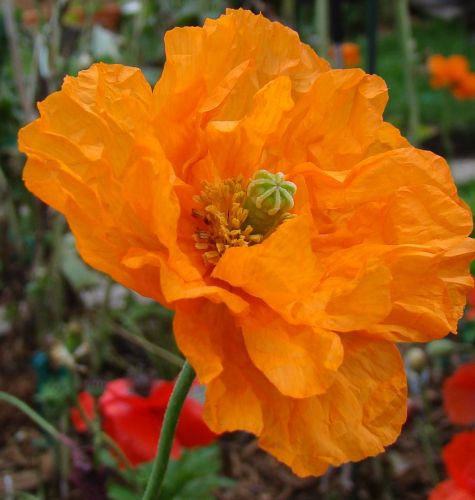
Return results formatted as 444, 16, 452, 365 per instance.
443, 431, 475, 495
176, 397, 218, 448
71, 392, 96, 433
429, 479, 475, 500
444, 363, 475, 425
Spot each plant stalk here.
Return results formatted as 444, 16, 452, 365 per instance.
0, 391, 63, 442
315, 0, 329, 59
396, 0, 420, 144
142, 361, 196, 500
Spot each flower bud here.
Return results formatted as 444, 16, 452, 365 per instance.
406, 347, 428, 373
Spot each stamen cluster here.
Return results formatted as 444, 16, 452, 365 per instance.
192, 176, 263, 265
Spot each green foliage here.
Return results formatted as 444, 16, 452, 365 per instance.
59, 233, 101, 291
460, 321, 475, 344
108, 445, 234, 500
458, 182, 475, 271
378, 18, 475, 130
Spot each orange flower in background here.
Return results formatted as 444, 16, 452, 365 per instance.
329, 42, 361, 67
428, 54, 470, 89
18, 9, 475, 477
71, 378, 217, 466
427, 54, 475, 99
453, 72, 475, 100
430, 431, 475, 500
342, 42, 361, 67
443, 363, 475, 425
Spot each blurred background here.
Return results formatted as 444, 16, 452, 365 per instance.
1, 0, 475, 499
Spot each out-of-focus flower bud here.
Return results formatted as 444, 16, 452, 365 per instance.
50, 342, 76, 370
406, 347, 428, 373
427, 339, 455, 358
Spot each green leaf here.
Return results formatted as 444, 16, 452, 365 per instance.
59, 233, 100, 290
107, 445, 234, 500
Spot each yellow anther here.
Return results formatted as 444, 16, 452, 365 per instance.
192, 171, 295, 266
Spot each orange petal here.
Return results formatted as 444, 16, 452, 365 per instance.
204, 325, 406, 477
241, 304, 343, 398
204, 75, 294, 182
293, 252, 393, 332
443, 363, 475, 425
267, 69, 404, 173
153, 8, 328, 178
212, 215, 323, 311
159, 263, 248, 316
174, 300, 226, 384
19, 63, 201, 303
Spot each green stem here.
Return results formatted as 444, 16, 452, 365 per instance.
315, 0, 329, 59
117, 318, 184, 368
49, 214, 65, 324
396, 0, 420, 144
441, 90, 454, 159
142, 361, 196, 500
0, 391, 63, 442
282, 0, 296, 27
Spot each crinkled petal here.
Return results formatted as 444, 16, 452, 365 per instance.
174, 300, 227, 384
241, 303, 343, 398
204, 75, 294, 182
212, 215, 323, 311
265, 69, 408, 173
153, 8, 328, 178
204, 320, 406, 477
19, 63, 199, 304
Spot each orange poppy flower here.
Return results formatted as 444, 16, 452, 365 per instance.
443, 363, 475, 425
329, 42, 361, 67
342, 42, 361, 67
18, 9, 475, 477
428, 54, 470, 89
430, 431, 475, 499
453, 72, 475, 100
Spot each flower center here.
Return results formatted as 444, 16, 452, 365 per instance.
192, 170, 297, 265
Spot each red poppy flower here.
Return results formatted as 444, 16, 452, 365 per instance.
71, 391, 97, 433
443, 363, 475, 425
444, 431, 475, 495
430, 479, 475, 500
430, 431, 475, 500
71, 378, 217, 466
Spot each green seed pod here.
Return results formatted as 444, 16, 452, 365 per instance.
244, 170, 297, 235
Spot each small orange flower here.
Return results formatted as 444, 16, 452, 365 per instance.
329, 42, 361, 67
18, 9, 475, 477
343, 42, 361, 67
453, 72, 475, 100
428, 54, 470, 89
443, 363, 475, 425
430, 431, 475, 499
